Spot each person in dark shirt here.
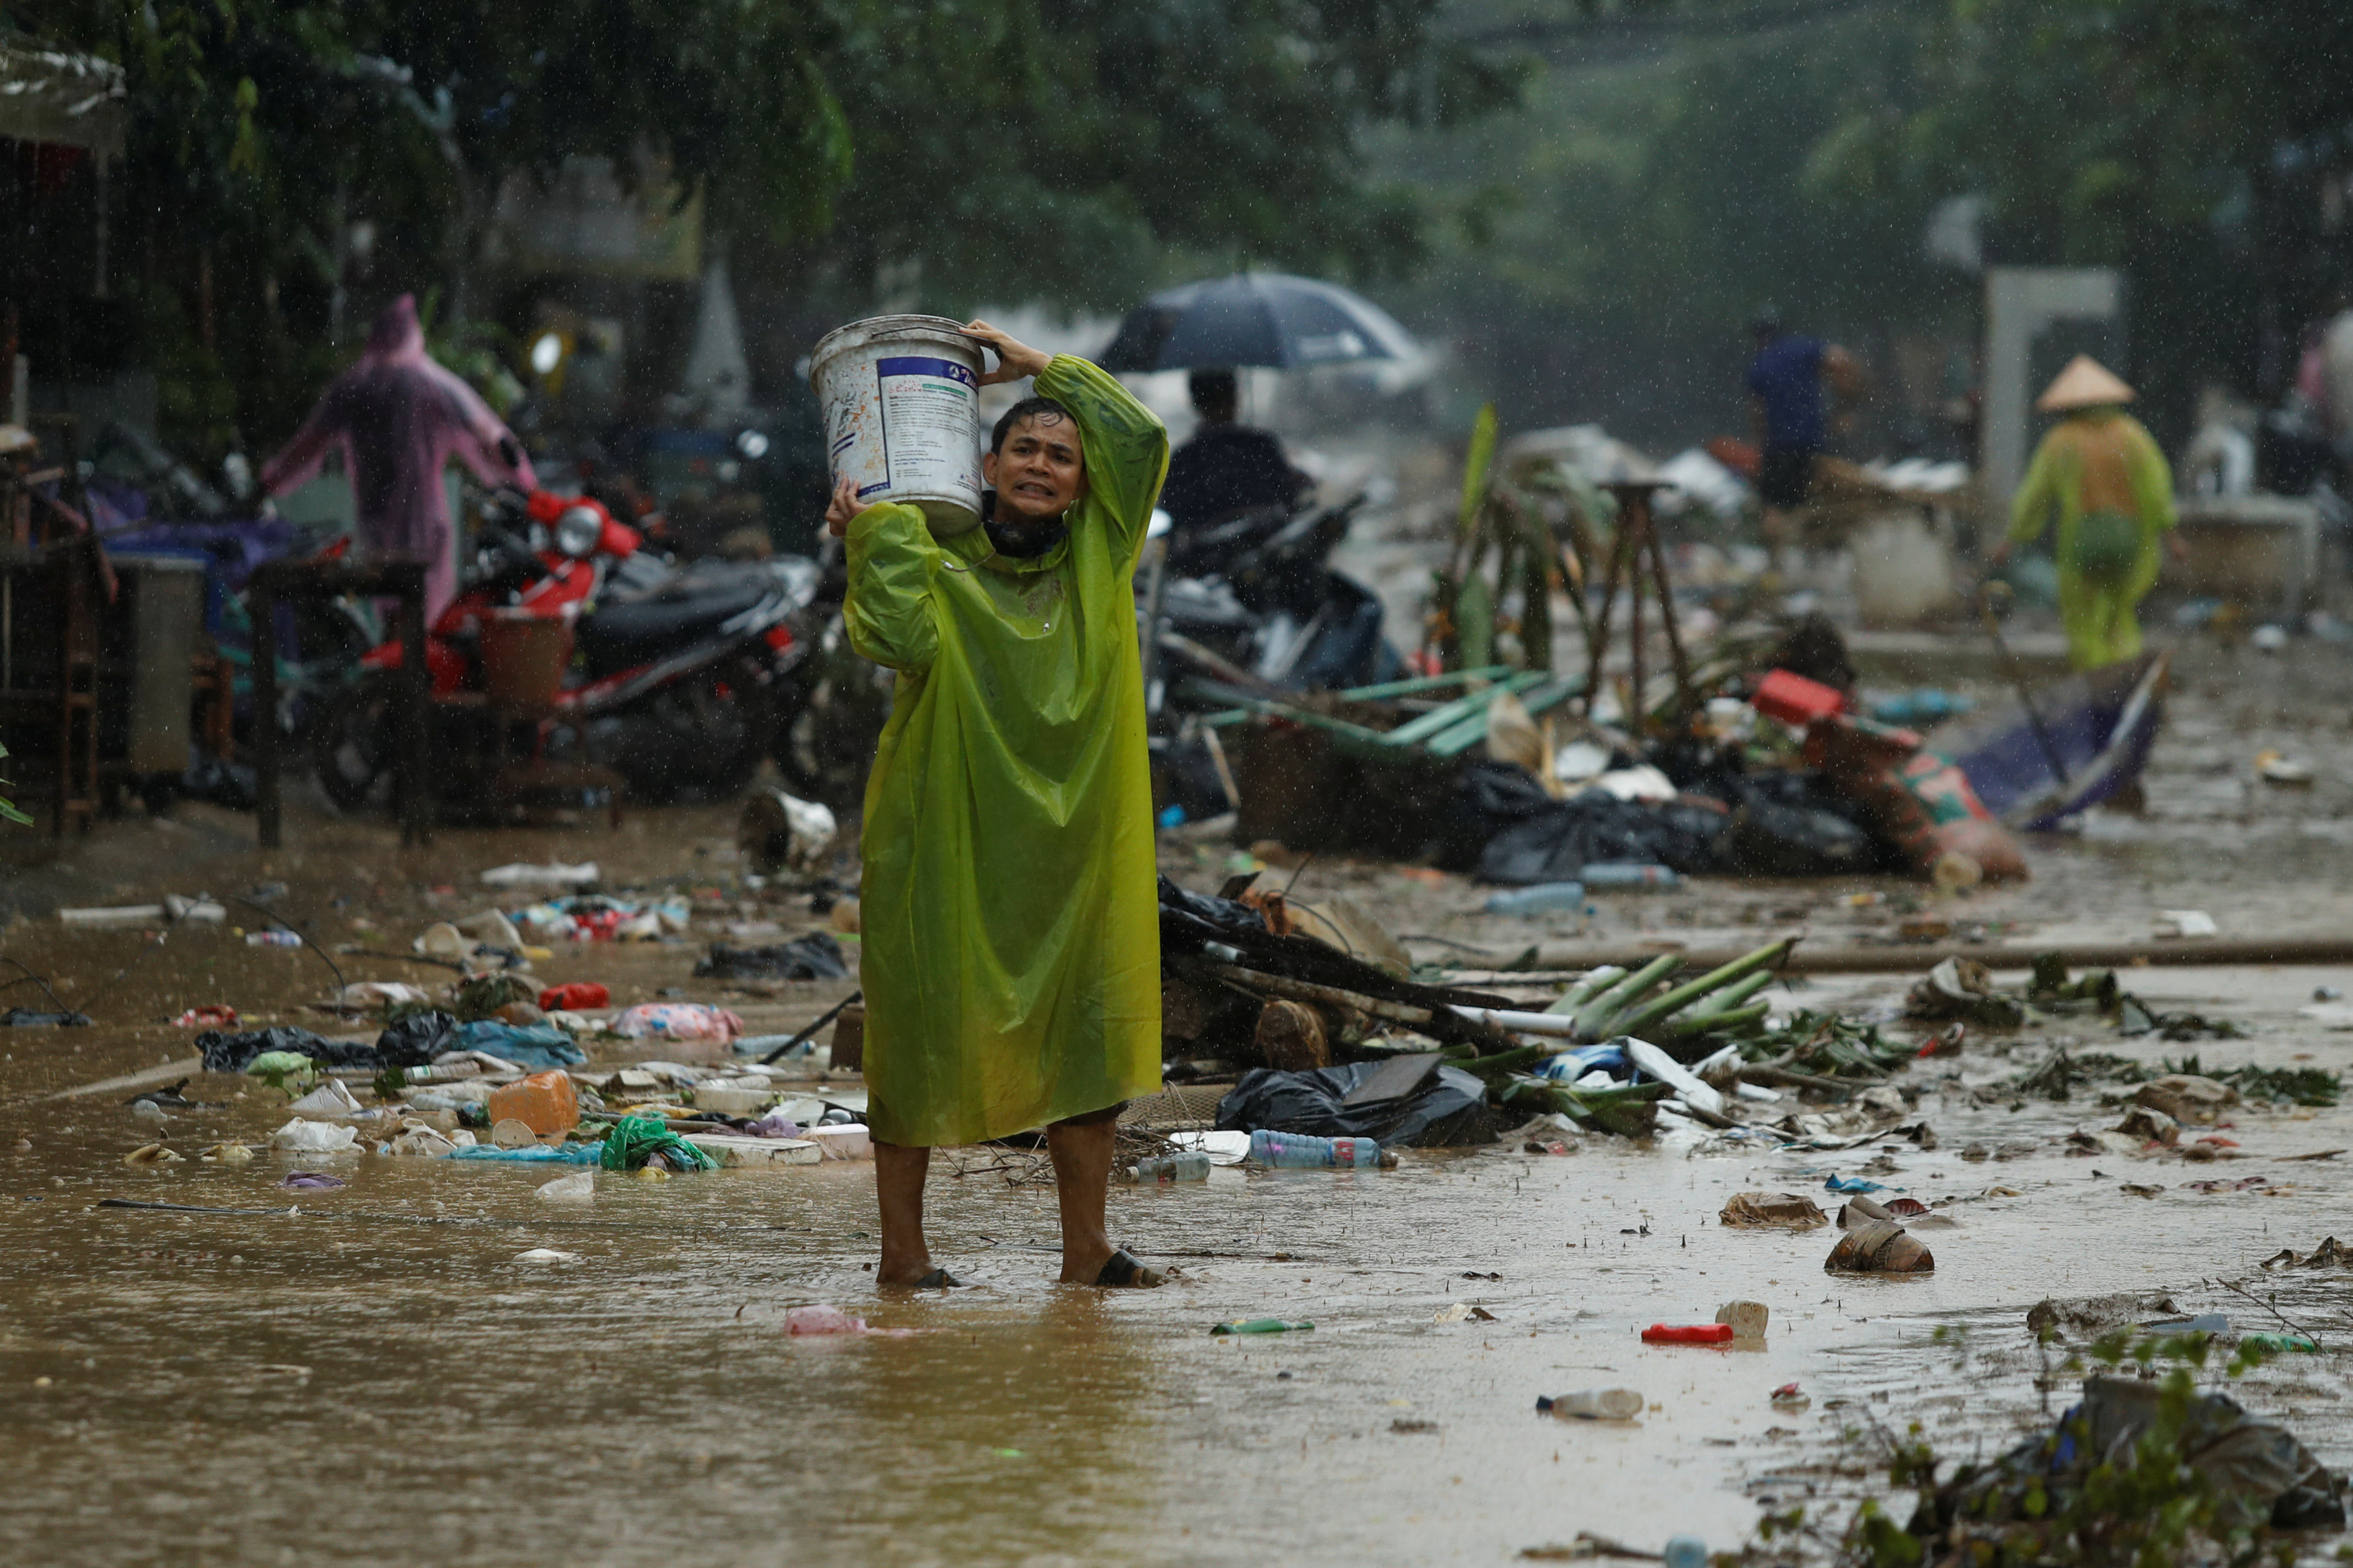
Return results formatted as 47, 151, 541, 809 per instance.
1158, 368, 1314, 531
1745, 311, 1860, 547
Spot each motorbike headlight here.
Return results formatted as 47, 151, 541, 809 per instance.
555, 505, 603, 558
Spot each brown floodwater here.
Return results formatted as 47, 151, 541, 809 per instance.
2, 956, 2351, 1566
3, 646, 2353, 1563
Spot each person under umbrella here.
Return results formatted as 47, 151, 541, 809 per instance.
261, 294, 536, 619
1991, 355, 2186, 671
1158, 368, 1315, 532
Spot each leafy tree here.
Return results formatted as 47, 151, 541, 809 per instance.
7, 0, 1516, 454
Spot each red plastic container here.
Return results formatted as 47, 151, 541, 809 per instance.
1751, 668, 1846, 727
538, 982, 610, 1012
1642, 1323, 1736, 1345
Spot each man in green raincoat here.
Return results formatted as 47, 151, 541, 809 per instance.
1992, 355, 2187, 670
825, 320, 1167, 1290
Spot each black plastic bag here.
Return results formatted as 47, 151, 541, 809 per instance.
1476, 790, 1730, 886
694, 933, 848, 981
1215, 1060, 1491, 1147
373, 1010, 458, 1067
196, 1026, 401, 1073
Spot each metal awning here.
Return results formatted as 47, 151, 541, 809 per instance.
0, 41, 126, 156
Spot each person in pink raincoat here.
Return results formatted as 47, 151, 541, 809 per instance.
261, 294, 536, 617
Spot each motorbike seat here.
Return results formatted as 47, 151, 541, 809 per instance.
578, 577, 771, 670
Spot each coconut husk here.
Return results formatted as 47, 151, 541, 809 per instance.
1825, 1219, 1933, 1273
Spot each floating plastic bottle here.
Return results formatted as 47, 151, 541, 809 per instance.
2143, 1313, 2229, 1336
1483, 881, 1586, 915
1122, 1152, 1211, 1184
245, 930, 303, 948
1580, 862, 1679, 890
1537, 1388, 1644, 1421
1211, 1318, 1313, 1335
1248, 1129, 1388, 1169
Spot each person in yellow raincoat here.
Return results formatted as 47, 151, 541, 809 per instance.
824, 320, 1167, 1290
1991, 355, 2188, 670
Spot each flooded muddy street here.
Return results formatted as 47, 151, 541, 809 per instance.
2, 651, 2352, 1565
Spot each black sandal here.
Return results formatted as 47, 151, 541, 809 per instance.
910, 1268, 965, 1290
1094, 1249, 1165, 1288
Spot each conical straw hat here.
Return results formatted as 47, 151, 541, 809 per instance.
2036, 354, 2134, 412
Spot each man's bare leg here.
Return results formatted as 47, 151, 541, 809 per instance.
874, 1139, 936, 1285
1045, 1108, 1119, 1284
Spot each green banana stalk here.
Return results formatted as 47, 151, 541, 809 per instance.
1613, 942, 1792, 1040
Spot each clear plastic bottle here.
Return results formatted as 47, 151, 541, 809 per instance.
1482, 881, 1585, 915
244, 930, 303, 948
1122, 1152, 1211, 1183
1248, 1129, 1390, 1169
1663, 1537, 1706, 1568
1579, 862, 1679, 890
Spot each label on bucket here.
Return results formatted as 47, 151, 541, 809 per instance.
865, 356, 980, 505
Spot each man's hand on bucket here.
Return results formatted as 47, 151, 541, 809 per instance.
964, 319, 1051, 385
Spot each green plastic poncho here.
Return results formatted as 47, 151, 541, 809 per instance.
844, 356, 1168, 1148
2007, 409, 2177, 670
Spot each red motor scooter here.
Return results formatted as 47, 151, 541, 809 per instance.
315, 489, 822, 814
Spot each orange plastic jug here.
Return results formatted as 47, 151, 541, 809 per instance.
485, 1071, 579, 1136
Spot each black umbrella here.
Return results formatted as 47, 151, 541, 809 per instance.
1098, 272, 1420, 372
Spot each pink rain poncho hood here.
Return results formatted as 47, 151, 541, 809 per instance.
262, 294, 535, 615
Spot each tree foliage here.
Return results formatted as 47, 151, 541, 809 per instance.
6, 0, 1515, 453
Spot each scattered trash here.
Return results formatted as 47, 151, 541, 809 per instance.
1770, 1383, 1809, 1410
2259, 1238, 2352, 1270
278, 1171, 346, 1190
1907, 957, 2026, 1029
122, 1144, 182, 1166
2135, 1075, 2237, 1124
2141, 1314, 2230, 1336
1211, 1319, 1314, 1335
1219, 1061, 1480, 1149
1719, 1192, 1828, 1229
2255, 750, 2314, 786
610, 1003, 744, 1042
1121, 1153, 1211, 1183
1714, 1301, 1769, 1339
694, 933, 849, 981
170, 1005, 239, 1028
59, 905, 167, 927
1825, 1220, 1933, 1273
486, 1071, 580, 1136
536, 983, 609, 1012
738, 789, 838, 876
1539, 1388, 1643, 1421
481, 861, 600, 889
270, 1120, 358, 1153
2155, 909, 2220, 940
600, 1114, 718, 1173
286, 1079, 366, 1120
785, 1305, 867, 1335
534, 1170, 595, 1205
1642, 1323, 1735, 1345
1484, 881, 1587, 916
515, 1248, 584, 1264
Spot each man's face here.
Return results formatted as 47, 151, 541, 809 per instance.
983, 413, 1085, 525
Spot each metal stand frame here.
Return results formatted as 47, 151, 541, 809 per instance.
248, 559, 430, 848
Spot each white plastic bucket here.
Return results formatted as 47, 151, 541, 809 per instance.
809, 315, 985, 538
